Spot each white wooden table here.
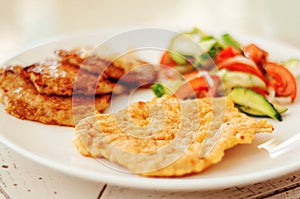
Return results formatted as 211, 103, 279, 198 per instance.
1, 142, 300, 199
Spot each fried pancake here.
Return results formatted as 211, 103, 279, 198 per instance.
0, 66, 110, 126
73, 96, 273, 177
56, 48, 158, 85
24, 59, 126, 96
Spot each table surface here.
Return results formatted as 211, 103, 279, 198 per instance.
1, 142, 300, 199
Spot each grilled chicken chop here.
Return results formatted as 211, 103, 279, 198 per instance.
0, 66, 110, 126
24, 59, 126, 96
73, 96, 273, 177
56, 48, 158, 86
0, 47, 159, 126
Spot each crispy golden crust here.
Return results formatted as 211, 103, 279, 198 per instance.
73, 96, 273, 177
24, 59, 126, 96
0, 66, 110, 126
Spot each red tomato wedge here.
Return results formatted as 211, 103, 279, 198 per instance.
174, 71, 219, 99
174, 76, 209, 99
215, 46, 242, 64
265, 62, 297, 102
160, 51, 177, 67
250, 87, 269, 96
218, 56, 268, 83
244, 44, 268, 74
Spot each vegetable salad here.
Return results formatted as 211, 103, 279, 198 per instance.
152, 27, 299, 121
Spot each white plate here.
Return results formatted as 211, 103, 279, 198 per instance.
1, 28, 300, 191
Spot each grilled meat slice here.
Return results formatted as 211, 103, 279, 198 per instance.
56, 48, 158, 86
0, 66, 110, 126
24, 59, 126, 96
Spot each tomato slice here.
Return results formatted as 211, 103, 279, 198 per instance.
160, 51, 177, 67
250, 87, 269, 96
174, 72, 219, 99
265, 62, 297, 102
218, 56, 268, 83
215, 46, 242, 64
244, 44, 268, 74
174, 76, 209, 99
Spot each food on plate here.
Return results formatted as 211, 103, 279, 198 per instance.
56, 48, 158, 86
264, 62, 298, 102
154, 27, 299, 120
0, 48, 157, 126
24, 58, 126, 96
0, 66, 110, 126
73, 96, 273, 177
227, 87, 283, 121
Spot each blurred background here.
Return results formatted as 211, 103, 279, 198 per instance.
1, 0, 300, 61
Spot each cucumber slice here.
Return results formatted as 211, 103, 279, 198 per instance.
194, 38, 220, 68
237, 104, 287, 116
235, 105, 266, 116
198, 39, 218, 52
228, 87, 282, 121
169, 52, 186, 65
169, 33, 203, 60
169, 28, 220, 66
219, 33, 242, 50
169, 30, 216, 65
273, 104, 288, 114
219, 69, 266, 90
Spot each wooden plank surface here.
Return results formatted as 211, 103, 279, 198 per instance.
100, 171, 300, 199
0, 143, 104, 199
2, 141, 300, 199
